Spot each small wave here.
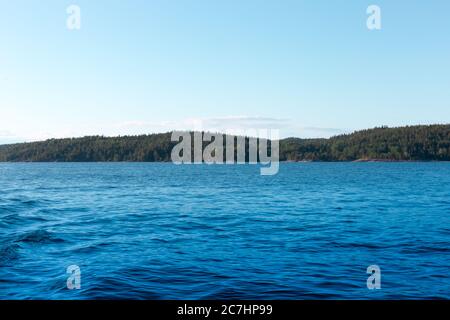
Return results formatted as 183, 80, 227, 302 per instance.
84, 275, 162, 299
0, 243, 20, 265
7, 197, 49, 207
401, 245, 450, 254
327, 240, 387, 250
15, 229, 64, 244
67, 241, 112, 254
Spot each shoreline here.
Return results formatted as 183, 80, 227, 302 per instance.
0, 160, 449, 164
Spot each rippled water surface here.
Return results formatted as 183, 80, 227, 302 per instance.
0, 163, 449, 299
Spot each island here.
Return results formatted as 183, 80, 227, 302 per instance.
0, 124, 449, 162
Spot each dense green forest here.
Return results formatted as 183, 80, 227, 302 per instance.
281, 125, 450, 161
1, 125, 450, 162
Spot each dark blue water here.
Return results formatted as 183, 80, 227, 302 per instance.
0, 163, 449, 299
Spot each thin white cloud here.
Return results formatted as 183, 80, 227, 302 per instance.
0, 130, 15, 137
115, 116, 290, 136
292, 126, 349, 138
0, 116, 350, 143
0, 130, 25, 144
115, 116, 349, 139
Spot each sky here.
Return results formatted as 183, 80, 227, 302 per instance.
1, 0, 450, 143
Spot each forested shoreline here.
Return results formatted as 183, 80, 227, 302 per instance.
1, 125, 450, 162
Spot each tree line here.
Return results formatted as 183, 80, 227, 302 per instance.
1, 125, 450, 162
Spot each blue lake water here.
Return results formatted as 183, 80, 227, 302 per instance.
0, 162, 449, 299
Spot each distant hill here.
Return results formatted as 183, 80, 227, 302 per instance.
282, 124, 450, 161
1, 125, 450, 162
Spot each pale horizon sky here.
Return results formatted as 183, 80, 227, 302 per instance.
1, 1, 450, 143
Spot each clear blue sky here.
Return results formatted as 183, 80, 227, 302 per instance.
1, 0, 450, 142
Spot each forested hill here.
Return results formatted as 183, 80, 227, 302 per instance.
1, 125, 450, 162
282, 124, 450, 161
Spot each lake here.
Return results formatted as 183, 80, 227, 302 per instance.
0, 162, 449, 299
